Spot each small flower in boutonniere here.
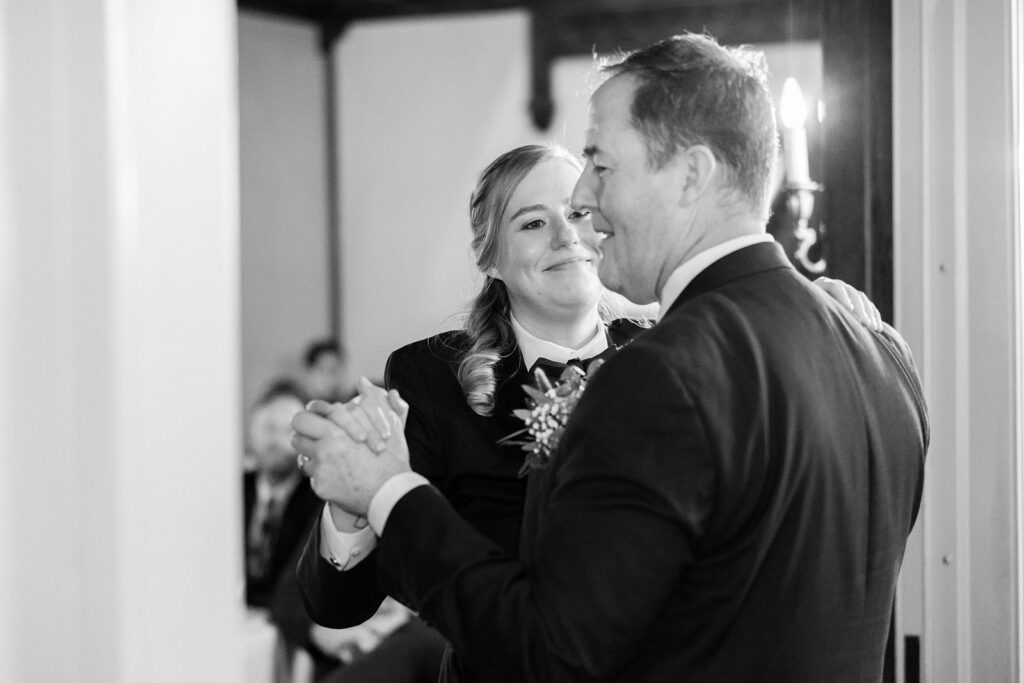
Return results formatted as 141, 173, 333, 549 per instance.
498, 359, 605, 476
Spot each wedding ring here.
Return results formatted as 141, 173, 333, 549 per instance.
296, 453, 310, 473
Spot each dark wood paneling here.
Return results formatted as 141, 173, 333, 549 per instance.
821, 0, 893, 321
529, 0, 819, 128
541, 0, 820, 55
239, 0, 330, 22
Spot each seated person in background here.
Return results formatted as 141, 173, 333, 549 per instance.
302, 338, 357, 404
247, 378, 440, 682
243, 380, 323, 662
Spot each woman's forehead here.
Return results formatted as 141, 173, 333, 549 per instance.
508, 158, 579, 206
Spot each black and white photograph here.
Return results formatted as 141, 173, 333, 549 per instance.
0, 0, 1019, 681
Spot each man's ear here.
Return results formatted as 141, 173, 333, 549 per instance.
678, 144, 717, 206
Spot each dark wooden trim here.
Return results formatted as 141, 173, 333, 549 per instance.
821, 0, 893, 322
528, 0, 820, 130
328, 0, 523, 22
529, 6, 555, 129
238, 0, 330, 23
539, 0, 820, 57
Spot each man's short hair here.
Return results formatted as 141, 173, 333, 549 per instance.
602, 32, 779, 215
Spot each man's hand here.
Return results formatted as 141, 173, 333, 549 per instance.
291, 383, 411, 517
303, 377, 410, 455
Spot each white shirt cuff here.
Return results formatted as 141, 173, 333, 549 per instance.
367, 472, 431, 535
318, 504, 378, 571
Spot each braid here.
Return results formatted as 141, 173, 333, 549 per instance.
457, 278, 515, 416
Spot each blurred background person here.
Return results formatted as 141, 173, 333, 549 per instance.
246, 377, 437, 682
302, 339, 357, 404
243, 379, 323, 673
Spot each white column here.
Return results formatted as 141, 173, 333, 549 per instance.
894, 0, 1021, 680
0, 1, 243, 681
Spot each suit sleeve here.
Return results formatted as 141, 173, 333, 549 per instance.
873, 323, 930, 525
384, 347, 449, 486
875, 324, 929, 450
295, 518, 386, 627
296, 346, 453, 627
270, 531, 318, 647
375, 346, 716, 681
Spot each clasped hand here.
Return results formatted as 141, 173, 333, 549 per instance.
291, 377, 412, 517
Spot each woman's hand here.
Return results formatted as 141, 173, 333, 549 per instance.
814, 276, 883, 331
304, 378, 408, 451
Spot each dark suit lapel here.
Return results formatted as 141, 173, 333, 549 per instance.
491, 347, 532, 437
666, 241, 794, 318
587, 325, 634, 368
605, 318, 643, 350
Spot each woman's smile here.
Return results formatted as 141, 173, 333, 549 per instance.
542, 255, 594, 272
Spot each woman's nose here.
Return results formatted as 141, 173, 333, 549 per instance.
551, 217, 580, 248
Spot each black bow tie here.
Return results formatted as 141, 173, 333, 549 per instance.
529, 356, 586, 382
528, 345, 616, 383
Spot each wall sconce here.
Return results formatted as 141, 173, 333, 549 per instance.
779, 77, 826, 275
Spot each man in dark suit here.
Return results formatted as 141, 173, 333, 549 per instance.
243, 380, 325, 657
292, 33, 928, 681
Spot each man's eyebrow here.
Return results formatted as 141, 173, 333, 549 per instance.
508, 204, 547, 222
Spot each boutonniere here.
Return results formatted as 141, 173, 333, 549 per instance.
498, 360, 605, 476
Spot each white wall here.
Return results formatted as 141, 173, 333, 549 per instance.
893, 0, 1021, 680
333, 11, 819, 379
335, 11, 536, 378
239, 11, 331, 409
0, 1, 243, 680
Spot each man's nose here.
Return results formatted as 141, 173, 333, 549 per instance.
571, 167, 597, 212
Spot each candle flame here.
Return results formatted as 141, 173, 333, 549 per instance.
780, 77, 807, 129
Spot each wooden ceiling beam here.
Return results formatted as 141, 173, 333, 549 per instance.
328, 0, 525, 21
238, 0, 331, 23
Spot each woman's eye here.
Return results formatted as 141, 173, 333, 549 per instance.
522, 219, 544, 230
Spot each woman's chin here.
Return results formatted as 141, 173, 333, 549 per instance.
549, 289, 603, 314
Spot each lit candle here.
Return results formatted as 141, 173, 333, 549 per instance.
779, 77, 810, 185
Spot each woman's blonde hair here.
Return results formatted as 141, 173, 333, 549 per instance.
457, 143, 621, 416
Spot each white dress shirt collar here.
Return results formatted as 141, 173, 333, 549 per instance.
656, 234, 774, 322
510, 314, 608, 370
